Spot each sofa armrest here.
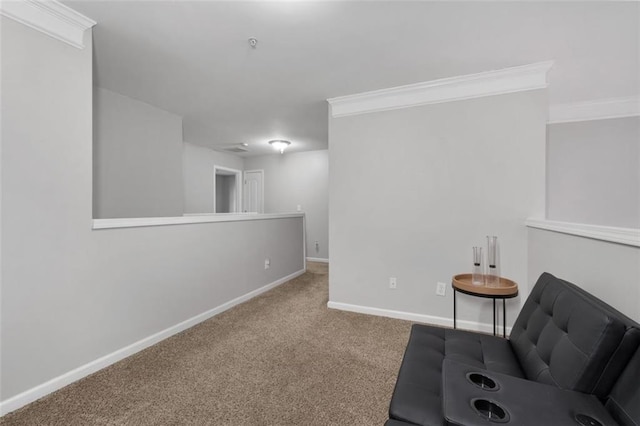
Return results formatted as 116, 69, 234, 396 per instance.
605, 346, 640, 426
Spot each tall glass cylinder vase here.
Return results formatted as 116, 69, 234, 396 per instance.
486, 236, 499, 287
472, 247, 484, 285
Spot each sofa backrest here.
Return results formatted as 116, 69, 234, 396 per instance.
605, 345, 640, 426
509, 272, 640, 399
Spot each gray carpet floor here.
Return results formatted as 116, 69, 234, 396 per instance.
1, 263, 412, 425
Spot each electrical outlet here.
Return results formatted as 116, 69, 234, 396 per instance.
264, 258, 270, 269
296, 204, 302, 211
389, 277, 397, 289
436, 282, 447, 296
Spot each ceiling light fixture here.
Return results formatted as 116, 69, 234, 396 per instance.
269, 139, 291, 154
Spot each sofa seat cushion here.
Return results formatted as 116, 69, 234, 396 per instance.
389, 324, 524, 426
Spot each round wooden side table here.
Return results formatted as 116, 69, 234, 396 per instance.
451, 274, 518, 338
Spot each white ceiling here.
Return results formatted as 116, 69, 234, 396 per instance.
66, 1, 639, 157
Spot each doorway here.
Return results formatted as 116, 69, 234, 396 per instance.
243, 170, 264, 213
213, 166, 242, 213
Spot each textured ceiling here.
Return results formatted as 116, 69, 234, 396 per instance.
66, 1, 639, 156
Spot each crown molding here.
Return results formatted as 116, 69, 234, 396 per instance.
548, 96, 640, 124
0, 0, 96, 49
327, 61, 554, 118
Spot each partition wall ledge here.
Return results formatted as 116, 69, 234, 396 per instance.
525, 218, 640, 248
93, 213, 305, 230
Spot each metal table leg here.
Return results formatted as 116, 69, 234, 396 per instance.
453, 288, 457, 329
493, 298, 496, 336
503, 298, 507, 338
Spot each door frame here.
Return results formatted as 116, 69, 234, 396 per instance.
243, 169, 264, 213
213, 165, 242, 213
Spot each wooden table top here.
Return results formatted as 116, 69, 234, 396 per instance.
452, 274, 518, 297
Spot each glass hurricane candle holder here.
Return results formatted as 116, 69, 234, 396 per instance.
486, 236, 499, 287
472, 246, 484, 286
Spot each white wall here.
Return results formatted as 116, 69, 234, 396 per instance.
536, 116, 640, 322
244, 150, 329, 260
528, 228, 640, 322
328, 91, 547, 327
184, 145, 329, 260
1, 17, 304, 406
183, 142, 244, 214
93, 87, 184, 218
547, 117, 640, 228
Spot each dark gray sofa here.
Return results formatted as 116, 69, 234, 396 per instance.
386, 272, 640, 426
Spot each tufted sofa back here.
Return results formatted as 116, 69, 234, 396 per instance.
509, 273, 640, 399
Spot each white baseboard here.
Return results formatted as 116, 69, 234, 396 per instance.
306, 257, 329, 263
326, 301, 513, 336
0, 268, 305, 416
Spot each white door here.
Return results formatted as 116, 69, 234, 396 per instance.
243, 170, 263, 213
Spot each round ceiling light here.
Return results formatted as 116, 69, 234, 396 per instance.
268, 139, 291, 154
